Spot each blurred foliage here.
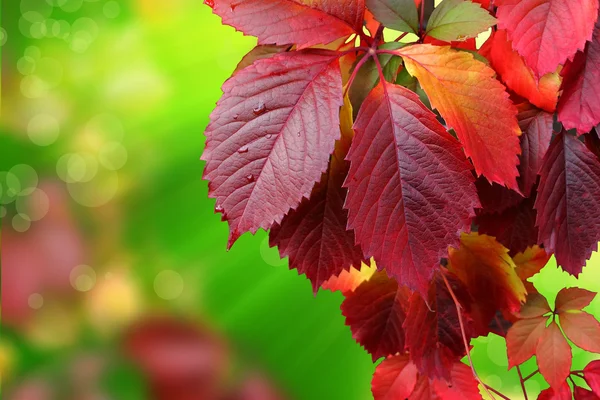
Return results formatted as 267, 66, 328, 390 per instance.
0, 1, 599, 399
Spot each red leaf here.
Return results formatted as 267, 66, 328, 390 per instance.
202, 51, 343, 247
535, 132, 600, 276
518, 293, 552, 319
559, 311, 600, 353
397, 44, 522, 190
321, 262, 376, 294
409, 376, 435, 400
345, 81, 478, 295
404, 271, 471, 380
496, 0, 599, 77
208, 0, 364, 48
555, 288, 597, 312
269, 97, 366, 292
536, 321, 572, 390
474, 178, 524, 214
538, 382, 573, 400
574, 386, 600, 400
516, 103, 555, 197
557, 18, 600, 134
506, 316, 547, 368
476, 195, 538, 256
234, 45, 291, 74
448, 233, 527, 331
431, 362, 482, 400
423, 36, 478, 51
482, 30, 561, 112
371, 355, 419, 400
584, 360, 600, 396
341, 271, 411, 361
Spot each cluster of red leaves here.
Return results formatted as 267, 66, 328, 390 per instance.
202, 0, 600, 398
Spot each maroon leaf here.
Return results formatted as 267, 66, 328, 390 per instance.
536, 321, 572, 391
574, 386, 600, 400
475, 177, 524, 214
538, 382, 573, 400
202, 50, 344, 247
555, 287, 597, 312
558, 17, 600, 134
404, 271, 472, 380
341, 271, 411, 361
586, 127, 600, 159
207, 0, 364, 48
371, 355, 418, 400
516, 103, 554, 197
476, 195, 538, 256
584, 360, 600, 396
269, 98, 366, 292
345, 81, 479, 296
535, 131, 600, 275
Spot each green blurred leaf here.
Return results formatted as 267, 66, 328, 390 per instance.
427, 0, 496, 42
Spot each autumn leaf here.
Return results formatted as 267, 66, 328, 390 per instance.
481, 30, 561, 113
345, 80, 478, 296
574, 386, 600, 400
321, 262, 377, 294
404, 271, 471, 380
535, 132, 600, 276
506, 316, 547, 368
365, 0, 419, 34
341, 271, 411, 361
538, 382, 573, 400
536, 321, 572, 390
431, 362, 482, 400
584, 360, 600, 396
269, 96, 366, 292
559, 311, 600, 353
557, 18, 600, 134
203, 50, 343, 248
371, 355, 419, 400
518, 293, 552, 319
512, 246, 551, 293
448, 233, 527, 329
426, 0, 496, 43
496, 0, 599, 77
474, 178, 524, 214
207, 0, 365, 48
555, 288, 597, 313
515, 103, 554, 197
396, 44, 522, 189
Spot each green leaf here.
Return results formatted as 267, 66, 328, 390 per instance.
365, 0, 419, 34
426, 0, 496, 42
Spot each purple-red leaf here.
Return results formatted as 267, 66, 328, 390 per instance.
535, 131, 600, 276
341, 271, 411, 361
371, 355, 419, 400
474, 178, 524, 214
269, 97, 366, 292
496, 0, 599, 77
404, 271, 471, 380
202, 50, 344, 247
536, 321, 572, 390
345, 81, 478, 296
207, 0, 364, 48
557, 18, 600, 134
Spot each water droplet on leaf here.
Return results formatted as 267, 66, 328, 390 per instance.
233, 114, 238, 120
246, 174, 254, 182
253, 102, 266, 115
215, 204, 224, 213
265, 134, 272, 139
238, 146, 249, 154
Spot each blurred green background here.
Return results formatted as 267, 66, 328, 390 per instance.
0, 1, 599, 399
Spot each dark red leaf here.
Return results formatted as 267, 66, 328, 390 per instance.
475, 177, 523, 214
269, 98, 366, 292
371, 355, 419, 400
345, 81, 479, 296
535, 131, 600, 276
208, 0, 364, 48
506, 316, 547, 368
584, 360, 600, 396
496, 0, 599, 77
536, 321, 572, 390
516, 103, 555, 197
586, 127, 600, 159
341, 271, 411, 361
404, 271, 472, 380
559, 311, 600, 353
574, 386, 600, 400
538, 382, 573, 400
555, 287, 597, 313
202, 50, 344, 248
557, 16, 600, 134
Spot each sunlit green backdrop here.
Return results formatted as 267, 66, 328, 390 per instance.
1, 1, 599, 399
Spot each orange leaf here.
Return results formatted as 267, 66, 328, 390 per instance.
448, 233, 527, 327
518, 293, 552, 319
321, 261, 377, 294
506, 316, 547, 368
536, 321, 572, 390
482, 29, 561, 112
397, 44, 521, 189
559, 311, 600, 353
555, 287, 597, 313
512, 245, 551, 293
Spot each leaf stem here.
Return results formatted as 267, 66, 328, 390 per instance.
522, 369, 539, 382
516, 365, 529, 400
394, 32, 409, 42
485, 385, 511, 400
440, 270, 496, 400
419, 0, 426, 36
344, 52, 373, 97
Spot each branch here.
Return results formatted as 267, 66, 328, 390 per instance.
523, 369, 538, 382
440, 270, 496, 400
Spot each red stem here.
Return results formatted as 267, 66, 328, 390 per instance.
516, 365, 529, 400
440, 271, 497, 400
344, 52, 373, 97
394, 32, 409, 42
523, 369, 539, 382
485, 385, 511, 400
